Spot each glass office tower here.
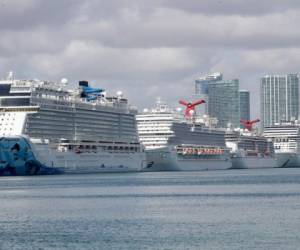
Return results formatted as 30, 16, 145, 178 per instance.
240, 90, 250, 124
208, 79, 240, 128
195, 72, 222, 115
261, 74, 299, 128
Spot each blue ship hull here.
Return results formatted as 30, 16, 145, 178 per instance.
0, 136, 60, 176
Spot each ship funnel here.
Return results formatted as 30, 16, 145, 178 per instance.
79, 80, 89, 87
79, 80, 104, 101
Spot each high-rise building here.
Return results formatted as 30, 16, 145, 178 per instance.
239, 90, 250, 124
260, 74, 299, 128
195, 72, 222, 115
208, 79, 240, 128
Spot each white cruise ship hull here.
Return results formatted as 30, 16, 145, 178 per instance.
143, 147, 232, 171
52, 152, 144, 174
276, 152, 300, 168
0, 136, 145, 175
230, 156, 278, 169
34, 145, 145, 174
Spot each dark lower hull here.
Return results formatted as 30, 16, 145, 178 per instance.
0, 161, 61, 176
0, 136, 61, 176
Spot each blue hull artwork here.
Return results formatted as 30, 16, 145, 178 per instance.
0, 136, 60, 176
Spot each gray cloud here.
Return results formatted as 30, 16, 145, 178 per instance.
0, 0, 299, 117
0, 0, 82, 30
162, 0, 300, 16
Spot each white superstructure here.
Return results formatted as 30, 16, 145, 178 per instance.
225, 129, 278, 169
263, 122, 300, 168
136, 100, 232, 171
0, 73, 145, 175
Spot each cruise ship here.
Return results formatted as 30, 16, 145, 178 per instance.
0, 72, 145, 175
136, 100, 232, 171
225, 129, 277, 169
263, 122, 300, 168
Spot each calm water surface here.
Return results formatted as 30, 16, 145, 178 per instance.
0, 168, 300, 250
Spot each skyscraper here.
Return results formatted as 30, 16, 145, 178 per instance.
195, 72, 222, 115
260, 74, 299, 128
239, 90, 250, 124
208, 79, 240, 128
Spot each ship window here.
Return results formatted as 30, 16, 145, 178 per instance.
0, 98, 30, 106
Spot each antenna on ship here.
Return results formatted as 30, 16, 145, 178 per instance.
227, 122, 232, 131
155, 97, 161, 109
7, 71, 14, 82
155, 97, 168, 112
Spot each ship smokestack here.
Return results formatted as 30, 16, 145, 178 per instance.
79, 81, 89, 87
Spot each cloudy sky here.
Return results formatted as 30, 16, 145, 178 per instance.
0, 0, 299, 117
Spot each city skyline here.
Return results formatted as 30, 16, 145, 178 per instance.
194, 72, 300, 128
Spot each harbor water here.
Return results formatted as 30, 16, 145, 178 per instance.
1, 168, 300, 249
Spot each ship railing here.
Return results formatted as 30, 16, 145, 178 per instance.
52, 140, 143, 154
175, 144, 228, 155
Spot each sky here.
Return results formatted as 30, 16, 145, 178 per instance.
0, 0, 300, 118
